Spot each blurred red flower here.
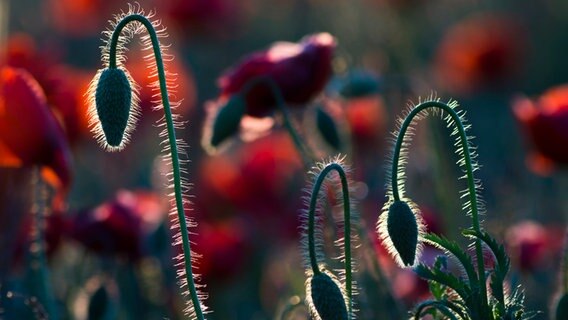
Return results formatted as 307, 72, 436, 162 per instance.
2, 34, 93, 144
45, 0, 119, 37
196, 132, 303, 241
0, 67, 72, 191
218, 33, 336, 117
156, 0, 246, 38
512, 85, 568, 174
69, 190, 167, 260
343, 96, 387, 149
505, 220, 564, 273
434, 14, 523, 94
193, 220, 252, 284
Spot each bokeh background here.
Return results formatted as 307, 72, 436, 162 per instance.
1, 0, 568, 319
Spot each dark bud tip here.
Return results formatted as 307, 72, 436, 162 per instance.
387, 200, 419, 266
210, 95, 246, 147
95, 68, 132, 147
316, 106, 341, 150
309, 272, 349, 320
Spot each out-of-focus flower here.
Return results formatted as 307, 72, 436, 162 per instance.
0, 67, 72, 191
513, 85, 568, 174
217, 33, 336, 117
2, 34, 93, 144
325, 71, 387, 152
45, 0, 119, 37
196, 132, 303, 241
69, 190, 167, 260
193, 220, 252, 283
506, 220, 564, 273
434, 14, 523, 94
156, 0, 246, 38
0, 168, 33, 276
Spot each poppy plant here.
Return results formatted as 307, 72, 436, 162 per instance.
217, 32, 336, 117
0, 67, 72, 191
513, 85, 568, 173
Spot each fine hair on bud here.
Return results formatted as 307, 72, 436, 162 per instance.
377, 198, 425, 268
305, 270, 349, 320
94, 68, 135, 148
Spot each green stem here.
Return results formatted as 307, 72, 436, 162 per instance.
307, 162, 353, 317
390, 101, 488, 312
29, 167, 56, 320
239, 76, 315, 166
108, 14, 204, 320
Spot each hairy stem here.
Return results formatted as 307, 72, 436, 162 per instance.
390, 100, 488, 312
307, 162, 353, 317
108, 14, 204, 319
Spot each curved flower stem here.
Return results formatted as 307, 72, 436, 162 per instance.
239, 76, 315, 166
390, 101, 488, 312
307, 162, 353, 316
108, 14, 204, 320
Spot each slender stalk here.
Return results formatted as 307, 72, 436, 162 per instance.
307, 162, 353, 317
390, 101, 488, 313
108, 14, 204, 320
239, 76, 315, 166
29, 167, 56, 319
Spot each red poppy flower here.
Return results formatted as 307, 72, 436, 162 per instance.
512, 85, 568, 174
45, 0, 119, 37
196, 132, 303, 241
157, 0, 245, 38
505, 220, 564, 273
2, 34, 93, 144
434, 14, 523, 94
193, 220, 252, 283
69, 190, 167, 260
0, 67, 72, 191
218, 33, 336, 117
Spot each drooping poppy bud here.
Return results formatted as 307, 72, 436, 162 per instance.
209, 95, 246, 147
306, 271, 349, 320
87, 67, 139, 151
316, 106, 341, 150
378, 199, 424, 267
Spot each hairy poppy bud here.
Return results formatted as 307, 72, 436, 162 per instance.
306, 271, 349, 320
378, 199, 424, 267
387, 200, 419, 266
95, 68, 133, 147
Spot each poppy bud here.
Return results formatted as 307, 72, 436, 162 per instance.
210, 95, 246, 147
378, 199, 424, 267
316, 106, 341, 150
306, 271, 349, 320
95, 68, 134, 148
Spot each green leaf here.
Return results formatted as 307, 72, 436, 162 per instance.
462, 228, 510, 312
423, 233, 478, 288
414, 300, 468, 320
415, 264, 470, 302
